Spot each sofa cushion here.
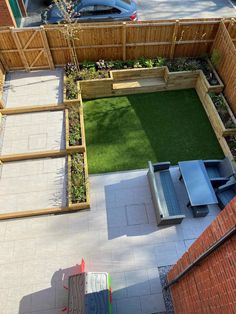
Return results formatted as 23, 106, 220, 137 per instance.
155, 170, 181, 216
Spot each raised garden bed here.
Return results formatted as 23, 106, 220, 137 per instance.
64, 57, 224, 99
67, 153, 90, 210
225, 136, 236, 160
65, 103, 86, 153
210, 93, 236, 135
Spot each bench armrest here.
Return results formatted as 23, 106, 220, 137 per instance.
216, 180, 236, 192
153, 162, 171, 172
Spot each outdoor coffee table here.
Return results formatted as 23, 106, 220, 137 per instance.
178, 160, 218, 207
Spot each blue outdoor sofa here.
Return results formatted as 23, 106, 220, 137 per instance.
203, 157, 236, 188
147, 161, 185, 225
215, 179, 236, 209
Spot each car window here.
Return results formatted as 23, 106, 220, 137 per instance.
94, 5, 121, 15
121, 0, 131, 3
78, 5, 94, 16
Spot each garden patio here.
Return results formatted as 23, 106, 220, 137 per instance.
0, 17, 236, 314
0, 63, 229, 314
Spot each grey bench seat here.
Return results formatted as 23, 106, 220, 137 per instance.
147, 161, 185, 225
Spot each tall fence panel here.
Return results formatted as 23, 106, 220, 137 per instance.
212, 22, 236, 114
0, 18, 230, 71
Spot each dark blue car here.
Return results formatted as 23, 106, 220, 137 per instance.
41, 0, 137, 24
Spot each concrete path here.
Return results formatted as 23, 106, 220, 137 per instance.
137, 0, 236, 20
0, 68, 66, 216
0, 111, 65, 155
0, 168, 219, 314
3, 69, 63, 108
0, 157, 67, 213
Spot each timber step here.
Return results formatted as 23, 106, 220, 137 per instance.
113, 77, 166, 90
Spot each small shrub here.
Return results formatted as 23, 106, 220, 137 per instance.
65, 75, 78, 100
153, 57, 166, 67
113, 60, 125, 69
133, 60, 142, 68
71, 154, 87, 203
96, 59, 107, 70
69, 105, 81, 146
81, 60, 96, 70
64, 62, 78, 78
211, 49, 221, 67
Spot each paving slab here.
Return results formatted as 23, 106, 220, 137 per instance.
3, 68, 63, 108
0, 111, 65, 155
0, 168, 220, 313
0, 157, 67, 214
137, 0, 236, 20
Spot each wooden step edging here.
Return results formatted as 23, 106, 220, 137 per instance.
0, 103, 65, 115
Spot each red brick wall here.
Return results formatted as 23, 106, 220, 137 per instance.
0, 0, 16, 27
167, 197, 236, 313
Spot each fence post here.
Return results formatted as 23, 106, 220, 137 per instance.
226, 18, 234, 34
10, 27, 30, 71
0, 52, 8, 73
122, 22, 127, 61
40, 26, 55, 70
170, 20, 179, 59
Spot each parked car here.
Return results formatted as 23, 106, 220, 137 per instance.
41, 0, 137, 24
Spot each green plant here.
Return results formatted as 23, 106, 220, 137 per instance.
81, 60, 96, 70
133, 60, 142, 68
64, 62, 78, 78
210, 93, 226, 111
125, 60, 135, 68
153, 57, 166, 67
66, 75, 78, 99
211, 49, 221, 67
69, 105, 81, 146
144, 59, 154, 68
225, 119, 235, 129
71, 153, 87, 203
113, 60, 125, 69
106, 61, 115, 69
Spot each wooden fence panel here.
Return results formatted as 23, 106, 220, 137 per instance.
212, 22, 236, 114
0, 18, 235, 70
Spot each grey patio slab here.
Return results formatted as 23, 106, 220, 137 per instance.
3, 68, 63, 108
0, 111, 65, 155
0, 157, 67, 214
0, 168, 220, 314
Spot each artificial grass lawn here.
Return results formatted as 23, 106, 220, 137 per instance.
84, 89, 224, 174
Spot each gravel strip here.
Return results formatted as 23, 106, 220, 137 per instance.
159, 265, 175, 314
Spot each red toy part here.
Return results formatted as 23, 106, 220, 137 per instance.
109, 287, 112, 304
80, 258, 85, 273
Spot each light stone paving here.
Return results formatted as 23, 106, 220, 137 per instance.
137, 0, 236, 20
0, 111, 65, 155
0, 157, 67, 213
0, 168, 219, 314
3, 69, 63, 108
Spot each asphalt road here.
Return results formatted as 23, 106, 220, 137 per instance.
136, 0, 236, 20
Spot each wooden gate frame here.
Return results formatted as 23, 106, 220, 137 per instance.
9, 27, 54, 71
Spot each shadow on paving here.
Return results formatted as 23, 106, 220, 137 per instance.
19, 264, 167, 313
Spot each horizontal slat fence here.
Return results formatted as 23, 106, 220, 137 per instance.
211, 21, 236, 114
0, 18, 235, 71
